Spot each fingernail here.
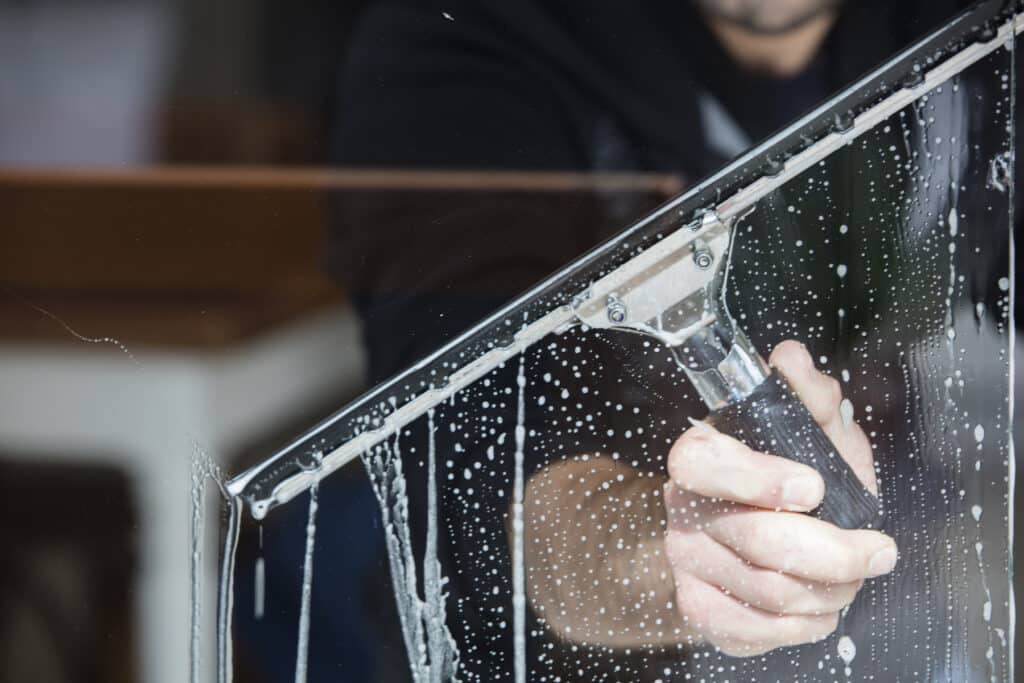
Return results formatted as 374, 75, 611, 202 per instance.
798, 344, 813, 366
785, 342, 812, 369
687, 417, 716, 433
867, 544, 898, 577
782, 474, 824, 508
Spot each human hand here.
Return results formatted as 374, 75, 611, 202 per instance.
662, 340, 896, 656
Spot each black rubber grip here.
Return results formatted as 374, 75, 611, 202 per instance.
704, 373, 884, 530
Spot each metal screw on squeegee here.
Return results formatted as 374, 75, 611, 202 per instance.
761, 155, 785, 178
831, 110, 855, 133
901, 66, 925, 89
692, 242, 714, 270
606, 295, 627, 324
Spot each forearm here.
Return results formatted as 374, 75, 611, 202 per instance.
522, 455, 692, 648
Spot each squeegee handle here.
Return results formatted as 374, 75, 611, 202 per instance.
704, 373, 884, 530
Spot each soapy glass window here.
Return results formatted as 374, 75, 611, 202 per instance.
218, 23, 1016, 683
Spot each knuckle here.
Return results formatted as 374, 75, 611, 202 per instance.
662, 485, 684, 517
823, 548, 859, 583
809, 377, 843, 424
815, 532, 860, 582
758, 573, 805, 613
717, 519, 752, 554
825, 377, 843, 406
663, 530, 693, 564
830, 581, 861, 609
676, 586, 708, 626
737, 515, 771, 552
668, 432, 708, 489
845, 434, 871, 464
663, 531, 681, 559
827, 611, 840, 630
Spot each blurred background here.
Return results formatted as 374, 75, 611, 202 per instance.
1, 2, 370, 682
0, 0, 1017, 682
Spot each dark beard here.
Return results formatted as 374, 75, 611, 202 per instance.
694, 0, 843, 35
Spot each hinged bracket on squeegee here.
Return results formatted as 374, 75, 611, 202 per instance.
226, 2, 1023, 528
571, 210, 766, 407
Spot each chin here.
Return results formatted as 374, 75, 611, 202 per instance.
694, 0, 843, 34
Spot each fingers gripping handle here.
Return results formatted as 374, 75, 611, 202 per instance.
704, 373, 884, 530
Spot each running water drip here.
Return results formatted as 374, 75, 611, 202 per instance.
361, 409, 460, 682
837, 635, 857, 678
422, 409, 459, 682
217, 497, 242, 683
976, 539, 997, 678
254, 558, 266, 620
190, 442, 226, 683
945, 207, 960, 350
294, 451, 324, 683
254, 526, 265, 620
190, 449, 208, 683
511, 355, 528, 683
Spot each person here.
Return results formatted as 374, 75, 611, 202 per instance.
324, 0, 1010, 679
